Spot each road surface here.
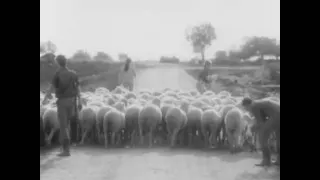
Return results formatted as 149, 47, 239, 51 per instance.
134, 64, 197, 91
40, 65, 280, 180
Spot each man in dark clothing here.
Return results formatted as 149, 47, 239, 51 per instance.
241, 97, 280, 167
42, 55, 81, 157
197, 61, 212, 93
198, 60, 211, 83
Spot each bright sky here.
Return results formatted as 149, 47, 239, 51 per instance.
40, 0, 280, 61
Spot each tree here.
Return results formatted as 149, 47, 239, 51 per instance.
40, 41, 57, 54
71, 50, 92, 62
239, 36, 279, 61
215, 50, 228, 60
186, 23, 217, 61
228, 50, 242, 62
40, 45, 45, 54
118, 53, 128, 62
93, 52, 113, 62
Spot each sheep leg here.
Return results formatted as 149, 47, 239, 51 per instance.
227, 130, 235, 154
116, 132, 121, 146
188, 133, 193, 147
104, 129, 108, 149
130, 131, 136, 148
46, 129, 56, 146
111, 132, 116, 146
208, 133, 215, 148
171, 129, 179, 147
139, 129, 144, 146
148, 130, 153, 148
80, 129, 88, 145
203, 132, 209, 149
96, 124, 103, 144
167, 132, 171, 146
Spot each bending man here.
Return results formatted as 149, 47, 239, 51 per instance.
241, 97, 280, 166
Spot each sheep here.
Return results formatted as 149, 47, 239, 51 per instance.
218, 91, 231, 98
103, 108, 125, 148
165, 106, 187, 147
203, 90, 215, 97
138, 103, 162, 147
224, 107, 248, 153
78, 106, 98, 145
186, 106, 203, 147
158, 104, 174, 143
42, 108, 59, 146
219, 104, 236, 145
201, 109, 222, 148
125, 104, 143, 147
95, 106, 114, 144
124, 92, 137, 100
241, 113, 257, 152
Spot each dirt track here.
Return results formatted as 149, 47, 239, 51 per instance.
40, 65, 280, 180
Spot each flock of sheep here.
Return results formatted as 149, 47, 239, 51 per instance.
40, 86, 280, 153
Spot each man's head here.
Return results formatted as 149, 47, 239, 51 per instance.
55, 55, 67, 67
241, 97, 253, 111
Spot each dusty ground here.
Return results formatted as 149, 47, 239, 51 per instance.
40, 64, 280, 180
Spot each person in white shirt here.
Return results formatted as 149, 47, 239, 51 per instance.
118, 58, 136, 91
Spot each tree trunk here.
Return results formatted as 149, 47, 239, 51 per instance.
201, 50, 205, 62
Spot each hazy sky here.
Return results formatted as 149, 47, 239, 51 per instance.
40, 0, 280, 61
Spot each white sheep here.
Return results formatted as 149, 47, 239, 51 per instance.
42, 108, 59, 146
224, 107, 248, 153
138, 104, 162, 147
95, 106, 113, 144
78, 106, 98, 144
201, 109, 222, 148
125, 104, 143, 147
186, 106, 203, 146
103, 108, 125, 148
165, 106, 187, 147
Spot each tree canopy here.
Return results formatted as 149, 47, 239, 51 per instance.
186, 23, 216, 61
71, 50, 92, 62
40, 41, 57, 54
93, 52, 113, 62
238, 36, 279, 60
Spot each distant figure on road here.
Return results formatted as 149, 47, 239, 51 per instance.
118, 57, 136, 91
196, 60, 212, 93
42, 55, 82, 157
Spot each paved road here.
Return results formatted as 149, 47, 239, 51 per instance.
134, 64, 197, 91
40, 65, 280, 180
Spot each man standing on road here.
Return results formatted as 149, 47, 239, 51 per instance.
42, 55, 81, 157
197, 60, 212, 93
118, 57, 136, 91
